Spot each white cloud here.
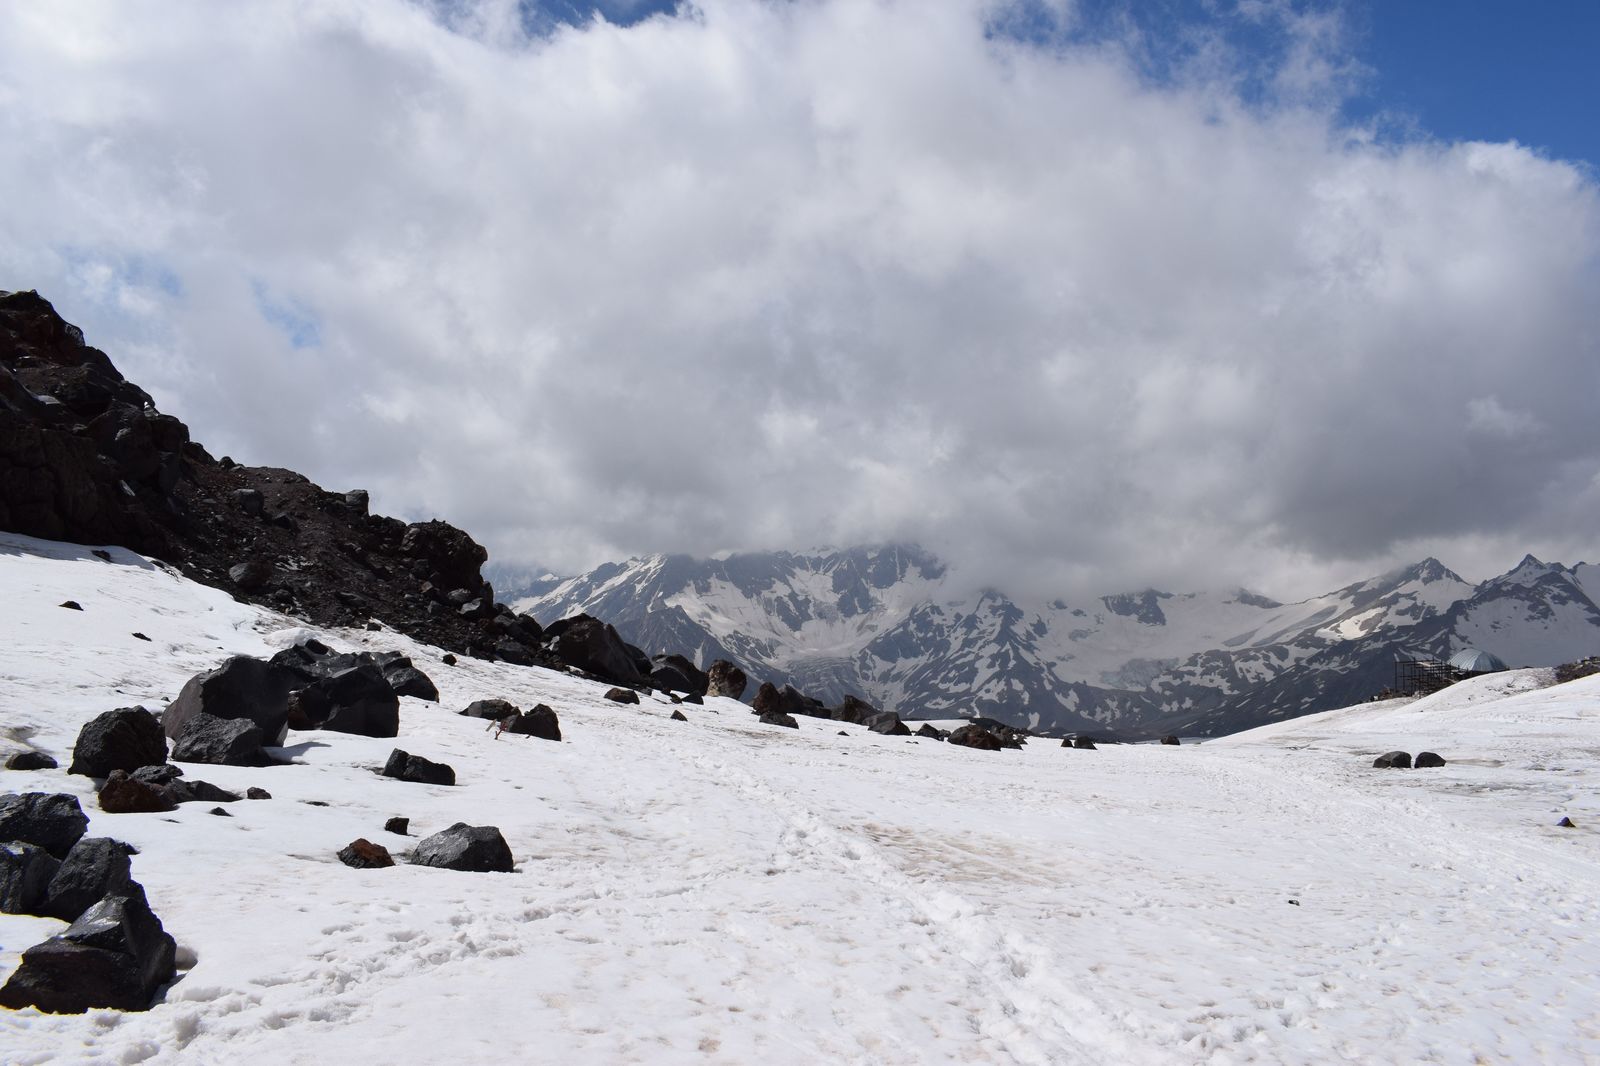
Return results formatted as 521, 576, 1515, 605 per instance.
1, 0, 1596, 599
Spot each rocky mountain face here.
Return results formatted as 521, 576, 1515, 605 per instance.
514, 548, 1600, 738
0, 290, 552, 665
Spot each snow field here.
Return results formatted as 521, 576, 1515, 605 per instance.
2, 533, 1598, 1064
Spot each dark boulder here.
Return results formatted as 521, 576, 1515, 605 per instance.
705, 660, 747, 700
245, 787, 271, 800
670, 709, 688, 722
68, 706, 167, 778
1415, 751, 1446, 768
914, 723, 946, 741
409, 823, 513, 873
5, 751, 58, 771
682, 693, 703, 706
129, 764, 183, 787
1073, 737, 1096, 750
59, 600, 83, 611
544, 615, 646, 685
381, 749, 455, 786
294, 664, 399, 738
831, 695, 877, 725
0, 842, 60, 914
170, 713, 271, 767
755, 682, 821, 719
758, 711, 799, 729
0, 891, 177, 1013
491, 638, 535, 666
384, 816, 408, 835
505, 704, 561, 742
865, 711, 911, 736
399, 520, 488, 593
42, 838, 136, 922
1373, 751, 1412, 769
603, 687, 640, 705
228, 557, 275, 590
0, 792, 89, 857
164, 655, 296, 746
98, 770, 178, 813
461, 698, 520, 721
337, 839, 395, 869
649, 654, 709, 696
232, 487, 264, 515
948, 725, 1003, 751
1160, 735, 1181, 746
182, 781, 241, 804
383, 664, 439, 702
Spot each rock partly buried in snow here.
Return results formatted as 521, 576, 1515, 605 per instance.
381, 749, 455, 786
5, 751, 58, 771
758, 711, 799, 729
0, 792, 90, 857
948, 725, 1004, 751
1073, 737, 1097, 750
1161, 735, 1181, 745
384, 817, 409, 835
1415, 751, 1446, 768
163, 655, 295, 746
831, 695, 877, 725
543, 614, 646, 686
0, 842, 60, 914
383, 663, 439, 702
246, 787, 271, 800
705, 659, 747, 700
461, 698, 519, 721
649, 654, 708, 697
914, 723, 946, 740
865, 711, 911, 736
171, 713, 271, 767
1373, 751, 1412, 769
505, 704, 561, 742
409, 823, 513, 873
670, 709, 688, 722
42, 837, 136, 922
293, 663, 399, 738
337, 839, 395, 869
98, 770, 178, 813
603, 688, 640, 705
0, 891, 177, 1013
67, 706, 167, 778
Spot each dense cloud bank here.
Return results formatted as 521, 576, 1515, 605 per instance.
2, 0, 1596, 598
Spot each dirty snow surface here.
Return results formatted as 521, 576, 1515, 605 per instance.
2, 533, 1598, 1065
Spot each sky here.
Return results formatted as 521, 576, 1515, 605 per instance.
1, 0, 1597, 601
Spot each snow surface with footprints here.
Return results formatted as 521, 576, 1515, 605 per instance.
2, 532, 1598, 1064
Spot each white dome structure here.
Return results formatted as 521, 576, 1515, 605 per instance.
1449, 648, 1508, 674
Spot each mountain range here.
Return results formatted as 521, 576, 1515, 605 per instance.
509, 546, 1600, 737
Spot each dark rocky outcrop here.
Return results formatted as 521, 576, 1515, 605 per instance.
1415, 751, 1446, 768
292, 663, 399, 738
1072, 737, 1097, 750
603, 687, 640, 705
757, 711, 799, 729
337, 839, 395, 869
98, 770, 178, 813
948, 725, 1004, 751
0, 792, 89, 857
914, 723, 947, 740
381, 750, 455, 786
164, 656, 295, 747
544, 615, 646, 686
0, 290, 556, 663
830, 695, 877, 725
5, 751, 58, 771
649, 654, 708, 696
705, 660, 747, 700
1373, 751, 1412, 769
0, 891, 176, 1013
409, 823, 513, 872
1160, 735, 1181, 745
68, 706, 167, 778
865, 711, 911, 736
170, 714, 271, 767
0, 842, 60, 914
42, 838, 136, 922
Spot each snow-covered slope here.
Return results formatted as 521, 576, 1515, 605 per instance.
515, 547, 1598, 736
5, 532, 1600, 1064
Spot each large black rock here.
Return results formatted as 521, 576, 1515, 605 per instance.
505, 704, 561, 742
0, 891, 177, 1013
865, 710, 911, 736
758, 711, 799, 729
544, 614, 646, 685
1373, 750, 1412, 769
830, 695, 878, 725
295, 663, 399, 738
948, 725, 1004, 751
0, 792, 89, 858
461, 698, 520, 721
705, 660, 747, 700
170, 713, 271, 767
649, 654, 708, 696
381, 749, 455, 786
164, 656, 296, 746
0, 841, 60, 914
409, 823, 513, 872
42, 837, 136, 922
383, 664, 439, 702
915, 723, 947, 740
68, 706, 167, 778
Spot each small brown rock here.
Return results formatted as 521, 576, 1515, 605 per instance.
338, 838, 395, 869
98, 770, 176, 814
384, 817, 409, 835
